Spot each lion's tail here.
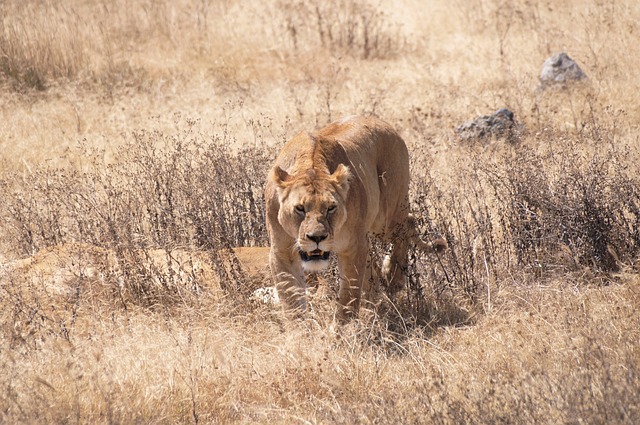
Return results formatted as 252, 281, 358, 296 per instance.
407, 214, 448, 253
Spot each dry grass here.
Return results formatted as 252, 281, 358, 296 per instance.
1, 0, 639, 423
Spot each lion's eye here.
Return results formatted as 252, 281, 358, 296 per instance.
295, 205, 305, 215
327, 205, 337, 214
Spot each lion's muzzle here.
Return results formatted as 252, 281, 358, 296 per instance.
298, 227, 331, 267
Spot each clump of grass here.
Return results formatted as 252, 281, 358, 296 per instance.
0, 0, 229, 91
0, 1, 88, 90
280, 0, 406, 59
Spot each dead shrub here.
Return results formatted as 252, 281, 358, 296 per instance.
377, 132, 640, 334
483, 140, 640, 274
2, 117, 639, 327
0, 120, 272, 309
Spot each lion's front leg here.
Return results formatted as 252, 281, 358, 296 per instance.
336, 241, 368, 320
269, 248, 307, 314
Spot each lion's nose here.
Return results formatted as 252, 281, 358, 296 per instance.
307, 234, 327, 244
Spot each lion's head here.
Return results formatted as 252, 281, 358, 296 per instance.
270, 164, 351, 272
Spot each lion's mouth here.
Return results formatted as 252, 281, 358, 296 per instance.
299, 249, 331, 262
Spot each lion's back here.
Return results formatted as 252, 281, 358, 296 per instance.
317, 116, 411, 235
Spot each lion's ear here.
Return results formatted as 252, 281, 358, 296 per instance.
270, 166, 291, 202
270, 165, 290, 189
331, 164, 352, 198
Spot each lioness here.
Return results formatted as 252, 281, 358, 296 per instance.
265, 115, 446, 319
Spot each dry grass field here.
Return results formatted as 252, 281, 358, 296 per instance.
1, 0, 639, 423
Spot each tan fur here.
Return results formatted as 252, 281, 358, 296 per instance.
265, 115, 446, 319
2, 244, 273, 299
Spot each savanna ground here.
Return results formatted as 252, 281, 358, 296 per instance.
1, 0, 639, 423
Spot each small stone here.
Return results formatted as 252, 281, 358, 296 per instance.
455, 108, 520, 143
539, 52, 587, 89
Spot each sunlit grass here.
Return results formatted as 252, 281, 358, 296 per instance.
1, 0, 639, 423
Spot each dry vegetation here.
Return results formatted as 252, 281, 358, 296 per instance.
1, 0, 639, 423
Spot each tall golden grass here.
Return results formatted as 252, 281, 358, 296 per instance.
1, 0, 639, 423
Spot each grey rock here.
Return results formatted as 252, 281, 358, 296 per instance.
456, 108, 520, 143
539, 52, 587, 88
